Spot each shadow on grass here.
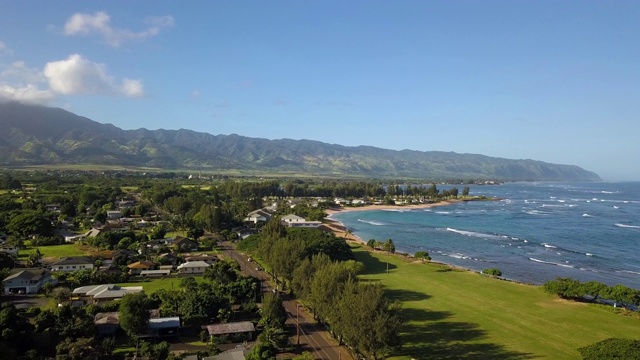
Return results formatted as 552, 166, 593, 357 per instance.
385, 288, 431, 303
397, 308, 538, 360
354, 249, 398, 275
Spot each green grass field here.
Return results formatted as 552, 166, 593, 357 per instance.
353, 246, 640, 359
116, 276, 207, 294
21, 244, 89, 258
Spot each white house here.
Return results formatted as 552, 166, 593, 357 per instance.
0, 245, 19, 256
50, 256, 94, 272
72, 284, 143, 305
244, 209, 272, 224
281, 214, 305, 224
177, 261, 211, 274
3, 268, 53, 294
106, 210, 123, 220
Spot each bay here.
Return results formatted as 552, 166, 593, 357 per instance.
331, 182, 640, 288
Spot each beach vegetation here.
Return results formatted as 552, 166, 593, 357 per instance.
414, 251, 431, 262
544, 277, 640, 307
367, 239, 377, 248
482, 268, 502, 277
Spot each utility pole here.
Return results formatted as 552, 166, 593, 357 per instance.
296, 304, 300, 345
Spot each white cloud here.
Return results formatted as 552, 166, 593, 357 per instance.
0, 54, 144, 104
63, 11, 174, 47
0, 41, 12, 55
0, 84, 54, 104
121, 78, 144, 97
44, 54, 114, 95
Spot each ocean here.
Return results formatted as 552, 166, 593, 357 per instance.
330, 182, 640, 288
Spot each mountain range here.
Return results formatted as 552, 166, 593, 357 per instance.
0, 102, 600, 181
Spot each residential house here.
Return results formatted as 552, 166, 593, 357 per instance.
204, 346, 249, 360
72, 284, 143, 305
106, 210, 123, 220
202, 321, 255, 341
243, 209, 272, 224
140, 269, 171, 277
172, 237, 198, 252
177, 260, 211, 275
184, 253, 217, 264
0, 244, 19, 257
3, 268, 52, 294
157, 252, 179, 266
141, 317, 181, 339
127, 261, 154, 275
94, 311, 120, 337
281, 214, 305, 224
51, 257, 94, 272
281, 214, 321, 228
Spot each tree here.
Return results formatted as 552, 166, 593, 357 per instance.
56, 337, 99, 360
119, 292, 151, 340
260, 293, 287, 329
578, 338, 640, 360
383, 238, 395, 253
414, 251, 431, 262
27, 248, 42, 267
204, 260, 239, 285
7, 211, 53, 238
367, 239, 377, 249
245, 342, 276, 360
462, 186, 470, 197
51, 287, 71, 304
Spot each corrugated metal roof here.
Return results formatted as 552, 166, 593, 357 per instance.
204, 321, 255, 335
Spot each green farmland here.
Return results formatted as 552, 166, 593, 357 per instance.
353, 246, 640, 359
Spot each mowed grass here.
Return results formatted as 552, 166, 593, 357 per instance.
353, 246, 640, 360
116, 276, 207, 294
21, 243, 90, 258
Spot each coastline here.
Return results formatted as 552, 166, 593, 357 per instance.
323, 199, 462, 245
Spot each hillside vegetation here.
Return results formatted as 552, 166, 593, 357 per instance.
0, 101, 600, 181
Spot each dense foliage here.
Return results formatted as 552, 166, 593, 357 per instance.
543, 277, 640, 306
578, 338, 640, 360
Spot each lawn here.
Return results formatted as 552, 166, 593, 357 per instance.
353, 246, 640, 360
21, 243, 91, 258
116, 276, 207, 294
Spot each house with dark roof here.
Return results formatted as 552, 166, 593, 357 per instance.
172, 237, 198, 252
140, 317, 181, 339
202, 321, 255, 341
184, 253, 217, 264
50, 256, 94, 272
3, 268, 53, 294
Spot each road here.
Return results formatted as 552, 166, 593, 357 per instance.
219, 241, 354, 360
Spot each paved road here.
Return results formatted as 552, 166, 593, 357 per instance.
219, 241, 354, 360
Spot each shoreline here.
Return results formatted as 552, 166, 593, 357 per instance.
323, 199, 462, 245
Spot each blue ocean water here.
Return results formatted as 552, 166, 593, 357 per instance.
331, 182, 640, 288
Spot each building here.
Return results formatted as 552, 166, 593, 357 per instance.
106, 210, 123, 220
172, 237, 198, 252
184, 253, 217, 264
51, 256, 94, 272
140, 269, 171, 277
281, 214, 321, 228
177, 260, 211, 274
281, 214, 305, 224
202, 321, 255, 341
243, 209, 272, 224
3, 268, 52, 294
0, 244, 19, 256
72, 284, 143, 305
127, 261, 154, 275
141, 317, 181, 339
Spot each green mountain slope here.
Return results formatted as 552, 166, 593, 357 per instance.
0, 102, 601, 180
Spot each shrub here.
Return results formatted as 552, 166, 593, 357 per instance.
482, 268, 502, 277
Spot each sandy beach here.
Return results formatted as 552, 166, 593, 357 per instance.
323, 200, 461, 244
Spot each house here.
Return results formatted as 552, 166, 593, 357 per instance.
202, 321, 255, 341
45, 203, 61, 212
50, 257, 94, 272
0, 244, 19, 256
94, 312, 120, 337
281, 214, 305, 224
106, 210, 123, 220
157, 252, 179, 266
140, 269, 171, 277
243, 209, 272, 224
3, 268, 52, 294
141, 317, 181, 339
204, 346, 249, 360
127, 261, 154, 275
72, 284, 143, 305
172, 237, 198, 252
177, 260, 211, 274
184, 254, 217, 264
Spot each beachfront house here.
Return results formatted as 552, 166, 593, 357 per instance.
281, 214, 322, 228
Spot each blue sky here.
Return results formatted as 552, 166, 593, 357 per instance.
1, 1, 639, 180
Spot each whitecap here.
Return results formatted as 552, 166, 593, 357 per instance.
585, 253, 593, 257
357, 219, 386, 226
613, 206, 619, 209
582, 214, 592, 217
445, 228, 505, 240
542, 243, 557, 249
615, 223, 640, 229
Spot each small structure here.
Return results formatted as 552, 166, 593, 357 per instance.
127, 261, 154, 275
2, 268, 52, 295
0, 244, 19, 256
205, 346, 249, 360
72, 284, 143, 305
157, 252, 179, 266
51, 256, 94, 272
177, 260, 211, 274
202, 321, 255, 341
94, 312, 120, 337
106, 210, 123, 220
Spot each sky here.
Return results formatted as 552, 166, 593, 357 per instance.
1, 1, 639, 180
